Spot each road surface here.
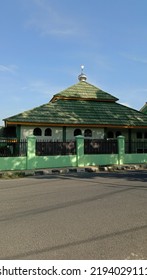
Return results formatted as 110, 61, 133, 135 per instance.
0, 171, 147, 259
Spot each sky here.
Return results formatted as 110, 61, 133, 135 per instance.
0, 0, 147, 125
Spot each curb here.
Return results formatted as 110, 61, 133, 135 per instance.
25, 166, 99, 176
30, 164, 147, 176
0, 164, 147, 179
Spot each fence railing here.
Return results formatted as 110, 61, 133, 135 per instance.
0, 139, 27, 157
36, 140, 76, 156
84, 139, 118, 154
125, 141, 147, 154
1, 138, 147, 158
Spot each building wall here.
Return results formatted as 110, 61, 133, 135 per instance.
105, 128, 147, 141
105, 128, 128, 140
20, 125, 147, 141
20, 126, 105, 140
66, 127, 104, 140
20, 126, 63, 140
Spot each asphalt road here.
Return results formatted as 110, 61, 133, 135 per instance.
0, 171, 147, 260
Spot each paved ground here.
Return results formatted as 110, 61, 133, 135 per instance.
0, 171, 147, 260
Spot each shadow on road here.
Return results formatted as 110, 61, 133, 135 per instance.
34, 170, 147, 183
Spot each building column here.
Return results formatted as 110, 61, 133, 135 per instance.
63, 126, 66, 142
128, 128, 132, 153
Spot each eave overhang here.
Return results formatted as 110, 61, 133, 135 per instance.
51, 96, 118, 103
5, 121, 147, 129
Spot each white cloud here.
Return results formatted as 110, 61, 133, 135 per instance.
30, 81, 49, 95
21, 79, 62, 99
120, 53, 147, 64
25, 0, 78, 37
0, 64, 18, 74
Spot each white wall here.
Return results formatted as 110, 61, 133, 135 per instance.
66, 127, 104, 140
20, 126, 147, 141
20, 126, 63, 140
20, 126, 105, 140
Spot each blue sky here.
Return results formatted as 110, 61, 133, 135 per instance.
0, 0, 147, 125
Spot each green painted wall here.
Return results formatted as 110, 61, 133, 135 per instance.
124, 154, 147, 164
84, 154, 118, 166
35, 155, 77, 169
0, 157, 26, 171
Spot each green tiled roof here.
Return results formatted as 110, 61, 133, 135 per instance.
51, 81, 118, 101
4, 80, 147, 127
4, 99, 147, 127
140, 102, 147, 114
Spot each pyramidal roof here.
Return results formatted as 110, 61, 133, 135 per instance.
51, 81, 118, 102
4, 79, 147, 128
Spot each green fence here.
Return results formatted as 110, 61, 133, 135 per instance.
0, 135, 147, 171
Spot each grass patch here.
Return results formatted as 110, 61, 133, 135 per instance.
0, 171, 26, 179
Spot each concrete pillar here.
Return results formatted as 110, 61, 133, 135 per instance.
26, 135, 36, 170
117, 135, 125, 165
76, 135, 84, 167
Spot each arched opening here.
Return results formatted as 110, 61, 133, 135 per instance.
74, 128, 82, 136
116, 131, 122, 137
84, 129, 92, 137
33, 127, 42, 136
45, 128, 52, 136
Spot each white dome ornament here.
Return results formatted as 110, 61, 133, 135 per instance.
78, 65, 87, 82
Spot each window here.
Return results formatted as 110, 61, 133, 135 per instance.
116, 131, 122, 137
84, 129, 92, 137
33, 127, 42, 136
136, 132, 142, 139
45, 128, 52, 136
107, 131, 114, 138
74, 129, 82, 136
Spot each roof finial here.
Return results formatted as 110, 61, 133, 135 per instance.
78, 65, 87, 82
81, 65, 84, 74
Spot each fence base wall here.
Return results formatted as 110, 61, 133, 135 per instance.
0, 155, 77, 171
84, 154, 118, 166
124, 154, 147, 164
35, 155, 77, 169
0, 157, 27, 171
0, 153, 147, 172
1, 135, 147, 172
